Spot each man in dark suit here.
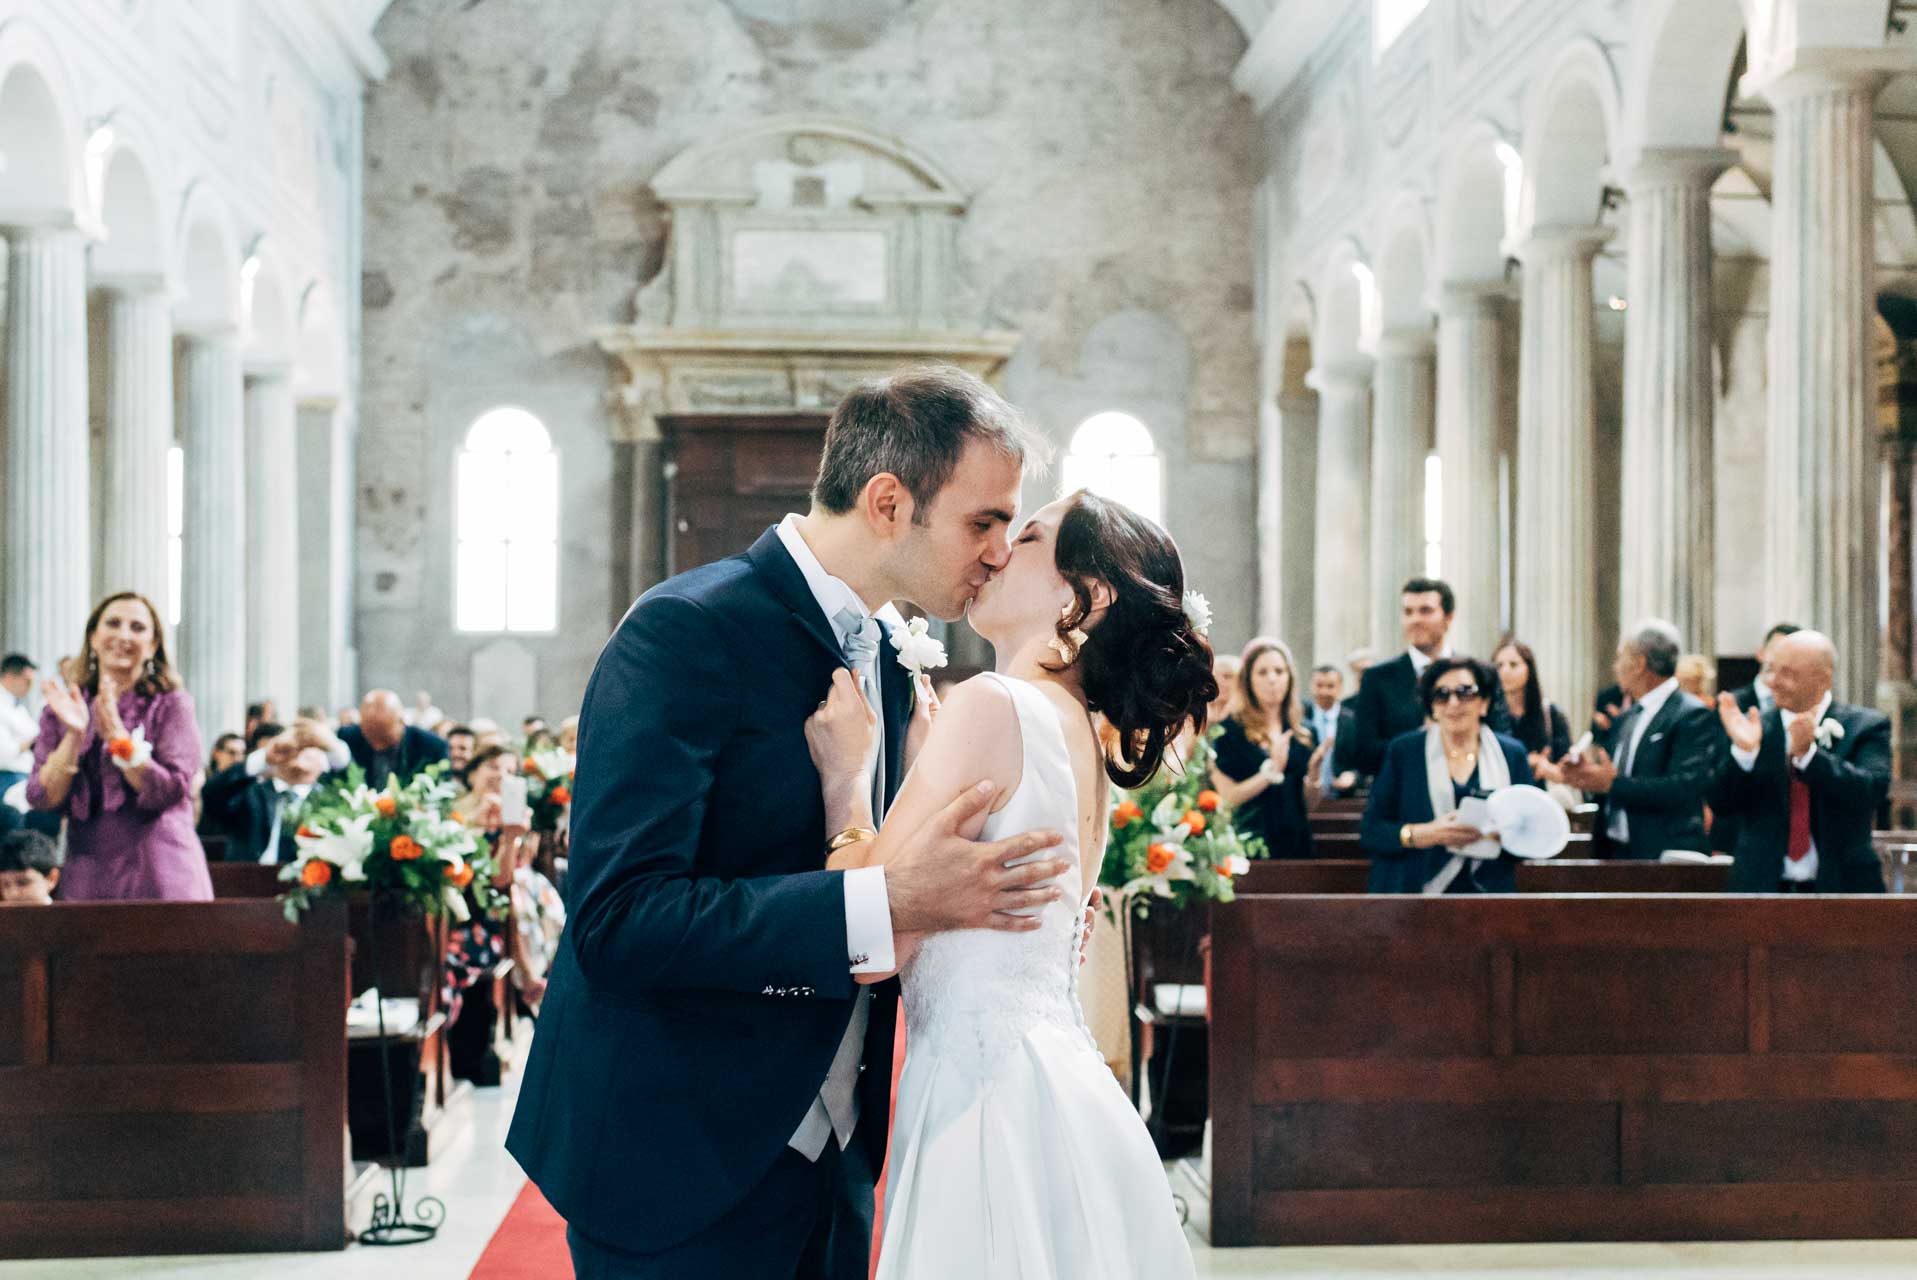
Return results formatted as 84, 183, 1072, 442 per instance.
339, 690, 447, 788
1556, 618, 1717, 860
507, 368, 1071, 1279
1345, 578, 1458, 778
1711, 630, 1888, 893
200, 729, 341, 863
1707, 622, 1803, 852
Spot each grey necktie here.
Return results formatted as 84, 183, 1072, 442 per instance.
789, 608, 885, 1160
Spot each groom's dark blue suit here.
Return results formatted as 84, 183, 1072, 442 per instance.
507, 527, 909, 1275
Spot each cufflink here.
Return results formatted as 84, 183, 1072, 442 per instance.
850, 952, 870, 966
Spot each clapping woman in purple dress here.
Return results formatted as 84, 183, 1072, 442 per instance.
25, 592, 212, 901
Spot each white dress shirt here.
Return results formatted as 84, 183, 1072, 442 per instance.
1608, 677, 1680, 845
0, 686, 38, 774
1407, 645, 1452, 679
1731, 691, 1831, 882
776, 515, 896, 976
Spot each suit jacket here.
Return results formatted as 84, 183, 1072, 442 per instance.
200, 763, 308, 863
506, 527, 910, 1255
1592, 690, 1717, 860
1347, 653, 1512, 778
1711, 702, 1889, 893
1709, 683, 1767, 852
1358, 728, 1533, 893
337, 723, 447, 787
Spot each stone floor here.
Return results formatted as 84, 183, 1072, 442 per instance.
7, 1027, 1917, 1279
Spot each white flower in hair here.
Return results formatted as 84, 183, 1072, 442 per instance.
889, 614, 949, 678
1182, 590, 1212, 636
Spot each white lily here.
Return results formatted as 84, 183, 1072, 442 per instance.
107, 724, 153, 771
294, 814, 375, 882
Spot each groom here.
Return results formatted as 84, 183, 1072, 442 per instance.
508, 367, 1070, 1279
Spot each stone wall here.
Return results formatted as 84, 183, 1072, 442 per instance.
360, 0, 1262, 720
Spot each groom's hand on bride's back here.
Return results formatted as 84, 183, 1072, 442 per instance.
886, 780, 1068, 934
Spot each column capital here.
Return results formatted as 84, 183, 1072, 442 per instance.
244, 359, 295, 383
176, 323, 242, 346
1617, 146, 1739, 193
1435, 278, 1515, 315
1747, 47, 1906, 104
1376, 326, 1436, 360
91, 270, 172, 298
1515, 224, 1614, 266
1306, 355, 1374, 392
0, 209, 81, 239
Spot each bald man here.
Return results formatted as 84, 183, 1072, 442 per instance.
338, 689, 448, 789
1710, 631, 1889, 893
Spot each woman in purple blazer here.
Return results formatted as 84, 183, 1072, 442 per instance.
25, 591, 212, 901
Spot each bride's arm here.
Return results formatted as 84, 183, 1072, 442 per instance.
808, 676, 1024, 980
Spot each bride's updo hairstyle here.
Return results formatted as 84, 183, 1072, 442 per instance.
1048, 490, 1218, 787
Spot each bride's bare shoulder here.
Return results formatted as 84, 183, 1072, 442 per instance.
916, 675, 1022, 805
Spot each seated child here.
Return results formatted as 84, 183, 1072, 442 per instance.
0, 828, 62, 905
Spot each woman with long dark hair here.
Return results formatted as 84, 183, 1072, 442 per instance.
804, 488, 1204, 1278
1208, 636, 1316, 858
1491, 637, 1572, 770
26, 591, 212, 900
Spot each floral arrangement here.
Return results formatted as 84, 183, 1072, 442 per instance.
522, 745, 576, 834
1099, 727, 1264, 918
276, 763, 506, 924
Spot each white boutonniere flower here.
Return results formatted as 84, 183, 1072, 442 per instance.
889, 615, 948, 678
1182, 590, 1212, 636
1814, 718, 1846, 751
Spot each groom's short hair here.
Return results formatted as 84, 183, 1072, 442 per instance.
813, 365, 1047, 522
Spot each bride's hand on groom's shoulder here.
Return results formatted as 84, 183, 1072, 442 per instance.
807, 669, 877, 830
884, 781, 1070, 937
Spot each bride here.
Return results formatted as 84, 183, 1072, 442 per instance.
805, 489, 1211, 1278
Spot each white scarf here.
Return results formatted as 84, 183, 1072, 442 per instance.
1420, 724, 1510, 896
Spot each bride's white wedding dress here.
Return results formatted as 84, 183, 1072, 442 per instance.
875, 673, 1196, 1279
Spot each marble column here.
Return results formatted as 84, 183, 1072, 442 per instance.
1311, 357, 1373, 666
1259, 389, 1319, 654
298, 399, 356, 712
1619, 149, 1735, 657
1762, 64, 1888, 704
1370, 328, 1436, 652
1515, 226, 1611, 719
1435, 283, 1509, 655
178, 333, 247, 742
245, 368, 300, 717
98, 279, 175, 608
3, 225, 90, 673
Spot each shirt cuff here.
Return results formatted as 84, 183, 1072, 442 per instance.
1791, 743, 1817, 770
843, 865, 895, 974
325, 741, 351, 771
244, 748, 269, 778
1731, 743, 1758, 772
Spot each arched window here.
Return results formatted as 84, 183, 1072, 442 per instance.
456, 407, 559, 633
1061, 412, 1163, 527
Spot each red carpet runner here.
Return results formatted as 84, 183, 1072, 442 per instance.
468, 1179, 571, 1279
469, 1020, 908, 1280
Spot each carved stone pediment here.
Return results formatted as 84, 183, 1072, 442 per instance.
595, 116, 1020, 441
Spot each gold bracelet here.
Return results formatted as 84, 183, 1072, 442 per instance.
1401, 823, 1416, 848
826, 825, 878, 854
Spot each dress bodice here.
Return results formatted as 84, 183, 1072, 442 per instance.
899, 673, 1097, 1081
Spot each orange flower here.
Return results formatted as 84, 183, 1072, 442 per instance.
300, 859, 332, 887
1183, 810, 1207, 834
443, 862, 474, 889
374, 796, 398, 818
448, 810, 467, 826
296, 825, 319, 840
388, 834, 422, 861
549, 785, 571, 806
1196, 790, 1220, 813
1146, 843, 1174, 874
523, 757, 543, 778
1216, 860, 1234, 880
108, 736, 136, 761
1112, 801, 1143, 830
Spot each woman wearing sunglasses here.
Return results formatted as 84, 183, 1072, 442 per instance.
1359, 656, 1534, 894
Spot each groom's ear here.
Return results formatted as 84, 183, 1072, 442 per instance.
861, 473, 912, 534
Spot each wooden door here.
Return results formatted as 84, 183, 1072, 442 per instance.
660, 413, 829, 576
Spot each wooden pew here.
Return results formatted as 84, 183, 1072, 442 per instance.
1209, 893, 1917, 1246
0, 900, 349, 1257
1516, 859, 1729, 893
